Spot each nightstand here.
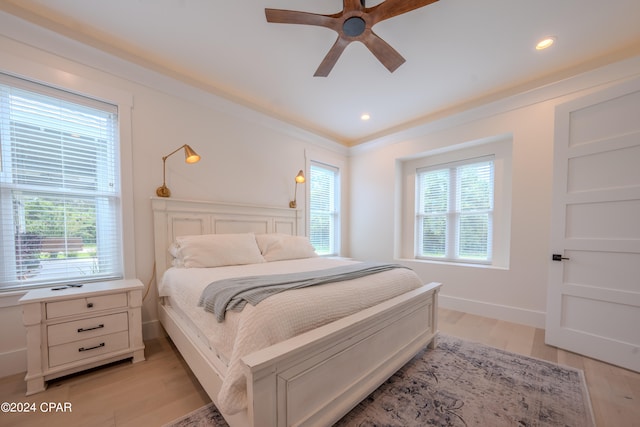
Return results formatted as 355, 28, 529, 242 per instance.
19, 279, 145, 395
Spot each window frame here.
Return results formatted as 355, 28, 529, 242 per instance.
0, 65, 135, 292
415, 156, 495, 264
308, 160, 340, 256
399, 136, 512, 268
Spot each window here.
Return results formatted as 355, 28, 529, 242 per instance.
0, 73, 123, 290
401, 136, 511, 267
309, 162, 339, 256
416, 156, 494, 263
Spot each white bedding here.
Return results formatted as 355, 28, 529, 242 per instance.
159, 257, 423, 415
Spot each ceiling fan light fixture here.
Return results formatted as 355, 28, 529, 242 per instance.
536, 36, 556, 50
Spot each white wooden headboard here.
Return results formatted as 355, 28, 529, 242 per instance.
151, 198, 303, 278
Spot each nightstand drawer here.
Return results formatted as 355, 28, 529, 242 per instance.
47, 313, 129, 346
48, 330, 130, 368
46, 293, 128, 319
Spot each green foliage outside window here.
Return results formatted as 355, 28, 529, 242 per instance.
22, 197, 96, 245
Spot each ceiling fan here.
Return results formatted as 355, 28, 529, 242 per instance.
265, 0, 439, 77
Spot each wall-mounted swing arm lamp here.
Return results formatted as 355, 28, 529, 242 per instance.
289, 170, 306, 209
156, 144, 201, 198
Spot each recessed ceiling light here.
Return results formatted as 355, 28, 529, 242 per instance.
536, 36, 556, 50
361, 113, 371, 121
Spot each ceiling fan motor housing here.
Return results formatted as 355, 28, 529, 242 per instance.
343, 16, 366, 37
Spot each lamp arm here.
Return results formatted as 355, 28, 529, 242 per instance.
162, 144, 188, 162
161, 156, 167, 187
160, 144, 188, 187
289, 182, 299, 208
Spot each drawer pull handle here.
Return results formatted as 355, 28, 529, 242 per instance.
78, 343, 105, 352
77, 324, 104, 333
86, 302, 94, 308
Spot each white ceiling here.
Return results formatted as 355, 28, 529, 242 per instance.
2, 0, 640, 146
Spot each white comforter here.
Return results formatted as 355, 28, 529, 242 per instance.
159, 257, 423, 414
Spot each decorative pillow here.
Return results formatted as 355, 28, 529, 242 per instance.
168, 242, 180, 258
168, 242, 185, 267
172, 233, 265, 268
255, 233, 318, 262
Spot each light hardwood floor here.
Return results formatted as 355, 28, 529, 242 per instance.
1, 308, 638, 426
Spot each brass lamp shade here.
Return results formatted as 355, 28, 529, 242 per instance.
289, 170, 305, 208
156, 144, 201, 198
183, 145, 201, 164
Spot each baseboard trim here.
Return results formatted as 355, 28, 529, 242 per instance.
439, 294, 546, 329
0, 348, 27, 378
142, 319, 165, 341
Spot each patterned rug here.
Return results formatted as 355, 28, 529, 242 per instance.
164, 333, 595, 426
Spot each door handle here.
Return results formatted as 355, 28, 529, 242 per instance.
552, 254, 570, 261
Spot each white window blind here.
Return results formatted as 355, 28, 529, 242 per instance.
416, 156, 494, 263
309, 162, 339, 256
0, 73, 123, 290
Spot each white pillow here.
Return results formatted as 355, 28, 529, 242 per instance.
255, 234, 318, 262
173, 233, 265, 268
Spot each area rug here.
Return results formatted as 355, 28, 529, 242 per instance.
164, 333, 595, 426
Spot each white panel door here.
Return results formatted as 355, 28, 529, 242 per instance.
546, 77, 640, 372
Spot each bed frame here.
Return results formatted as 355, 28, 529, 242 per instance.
152, 198, 441, 427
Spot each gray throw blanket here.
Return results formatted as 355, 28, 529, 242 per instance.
199, 262, 409, 322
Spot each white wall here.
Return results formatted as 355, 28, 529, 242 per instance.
0, 12, 349, 377
349, 56, 640, 329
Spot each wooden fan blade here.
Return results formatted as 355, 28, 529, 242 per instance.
265, 9, 338, 30
314, 37, 351, 77
362, 32, 406, 73
343, 0, 365, 12
368, 0, 439, 24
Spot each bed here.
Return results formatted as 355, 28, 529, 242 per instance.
152, 198, 441, 427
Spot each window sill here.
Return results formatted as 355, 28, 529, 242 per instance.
395, 257, 509, 271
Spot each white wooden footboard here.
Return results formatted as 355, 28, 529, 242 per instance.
243, 282, 440, 427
